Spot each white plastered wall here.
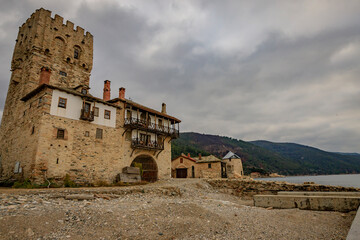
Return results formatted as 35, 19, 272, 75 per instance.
50, 89, 116, 128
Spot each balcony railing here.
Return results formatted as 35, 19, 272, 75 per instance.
131, 138, 164, 150
124, 117, 179, 138
80, 109, 94, 121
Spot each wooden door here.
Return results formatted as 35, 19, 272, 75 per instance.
176, 168, 188, 178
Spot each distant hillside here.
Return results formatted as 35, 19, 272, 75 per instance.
251, 140, 360, 175
172, 132, 307, 175
171, 132, 360, 176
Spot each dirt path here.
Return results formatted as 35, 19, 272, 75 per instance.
0, 179, 356, 239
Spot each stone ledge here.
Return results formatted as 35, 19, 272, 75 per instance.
254, 194, 360, 212
347, 207, 360, 240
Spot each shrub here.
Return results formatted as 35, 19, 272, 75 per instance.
13, 179, 34, 188
63, 174, 77, 188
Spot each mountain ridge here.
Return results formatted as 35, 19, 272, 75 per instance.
171, 132, 360, 175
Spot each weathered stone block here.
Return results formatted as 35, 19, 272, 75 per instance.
123, 167, 140, 174
117, 173, 141, 183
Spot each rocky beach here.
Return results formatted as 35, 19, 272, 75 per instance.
0, 179, 356, 239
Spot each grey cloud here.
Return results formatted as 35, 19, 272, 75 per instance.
0, 1, 359, 152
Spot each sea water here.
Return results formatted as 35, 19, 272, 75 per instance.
258, 174, 360, 188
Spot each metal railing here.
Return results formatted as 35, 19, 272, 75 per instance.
131, 138, 164, 150
80, 109, 94, 121
124, 117, 179, 138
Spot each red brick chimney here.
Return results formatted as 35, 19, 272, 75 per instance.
39, 67, 51, 85
161, 103, 167, 114
198, 153, 202, 160
103, 80, 111, 101
119, 87, 125, 100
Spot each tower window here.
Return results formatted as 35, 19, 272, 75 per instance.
74, 49, 79, 59
180, 158, 183, 163
58, 97, 67, 108
57, 129, 65, 139
96, 128, 103, 139
85, 131, 90, 137
59, 71, 67, 77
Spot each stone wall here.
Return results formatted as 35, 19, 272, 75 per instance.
171, 156, 196, 178
35, 101, 172, 184
197, 162, 222, 178
206, 179, 360, 197
0, 8, 175, 185
0, 88, 52, 180
223, 158, 243, 178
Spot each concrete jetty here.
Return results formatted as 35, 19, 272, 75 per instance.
254, 192, 360, 212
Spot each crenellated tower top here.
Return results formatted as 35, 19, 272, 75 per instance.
11, 8, 93, 94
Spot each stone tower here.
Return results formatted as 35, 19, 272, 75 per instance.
1, 8, 93, 134
0, 8, 93, 178
0, 8, 180, 184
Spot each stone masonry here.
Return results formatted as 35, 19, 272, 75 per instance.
0, 8, 180, 185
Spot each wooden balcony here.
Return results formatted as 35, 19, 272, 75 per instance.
80, 109, 94, 121
131, 138, 164, 150
124, 118, 179, 138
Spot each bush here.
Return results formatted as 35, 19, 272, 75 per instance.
13, 179, 34, 188
94, 180, 110, 187
63, 174, 77, 188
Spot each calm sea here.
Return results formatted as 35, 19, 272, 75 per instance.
257, 174, 360, 188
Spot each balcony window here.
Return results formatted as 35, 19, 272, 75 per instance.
126, 110, 132, 119
140, 112, 146, 121
80, 102, 94, 121
93, 107, 99, 117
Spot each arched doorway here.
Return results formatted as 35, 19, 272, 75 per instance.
131, 155, 158, 182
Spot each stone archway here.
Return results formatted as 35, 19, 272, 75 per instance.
131, 155, 158, 182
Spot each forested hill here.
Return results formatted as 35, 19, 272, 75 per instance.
171, 132, 360, 176
251, 140, 360, 175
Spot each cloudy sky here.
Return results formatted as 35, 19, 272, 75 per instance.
0, 0, 359, 152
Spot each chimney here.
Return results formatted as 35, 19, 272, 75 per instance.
198, 153, 201, 160
119, 87, 125, 100
39, 67, 51, 85
161, 103, 167, 114
103, 80, 111, 101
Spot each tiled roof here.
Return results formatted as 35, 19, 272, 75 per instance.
108, 98, 181, 123
223, 151, 241, 160
21, 84, 121, 108
193, 155, 223, 163
172, 153, 196, 162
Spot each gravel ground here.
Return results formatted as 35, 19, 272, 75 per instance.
0, 179, 356, 240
